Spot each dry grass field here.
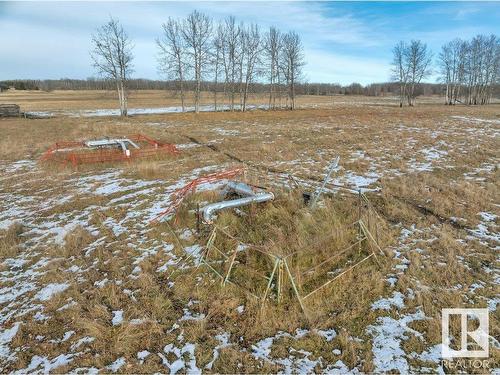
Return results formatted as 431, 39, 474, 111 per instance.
0, 90, 499, 373
1, 89, 448, 114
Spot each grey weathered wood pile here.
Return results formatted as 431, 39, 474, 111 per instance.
0, 104, 20, 117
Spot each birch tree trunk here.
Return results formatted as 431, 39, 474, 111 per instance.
91, 18, 134, 117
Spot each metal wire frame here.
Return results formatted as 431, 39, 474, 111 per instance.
40, 133, 179, 167
198, 208, 385, 321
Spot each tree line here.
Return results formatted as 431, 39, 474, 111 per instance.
155, 11, 305, 112
392, 34, 499, 107
438, 35, 499, 105
89, 12, 305, 116
7, 78, 487, 97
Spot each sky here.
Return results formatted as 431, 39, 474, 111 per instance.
0, 1, 499, 85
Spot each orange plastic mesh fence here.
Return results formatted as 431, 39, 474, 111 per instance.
40, 134, 179, 167
151, 167, 245, 224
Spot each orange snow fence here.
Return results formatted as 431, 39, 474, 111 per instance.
151, 167, 245, 224
41, 133, 179, 167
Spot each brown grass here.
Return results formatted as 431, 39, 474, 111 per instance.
1, 91, 498, 373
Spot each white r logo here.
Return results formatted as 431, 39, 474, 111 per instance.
442, 308, 489, 358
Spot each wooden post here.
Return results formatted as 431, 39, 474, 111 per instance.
222, 244, 239, 286
277, 259, 284, 304
358, 190, 362, 253
196, 204, 200, 236
283, 259, 308, 320
261, 259, 279, 309
202, 227, 217, 263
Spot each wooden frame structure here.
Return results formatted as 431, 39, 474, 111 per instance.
197, 190, 387, 320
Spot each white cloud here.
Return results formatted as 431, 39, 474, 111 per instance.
0, 1, 497, 84
304, 49, 390, 84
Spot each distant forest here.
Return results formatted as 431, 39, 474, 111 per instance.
3, 78, 499, 98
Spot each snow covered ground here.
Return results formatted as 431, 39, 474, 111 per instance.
25, 104, 269, 118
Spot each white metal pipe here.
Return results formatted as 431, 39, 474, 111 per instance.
85, 138, 140, 150
202, 192, 274, 224
222, 181, 256, 197
310, 156, 340, 208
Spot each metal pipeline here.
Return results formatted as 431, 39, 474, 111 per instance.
201, 181, 274, 223
202, 192, 275, 224
221, 181, 256, 197
85, 138, 140, 155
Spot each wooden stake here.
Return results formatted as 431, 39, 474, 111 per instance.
223, 244, 239, 286
284, 259, 308, 318
277, 259, 284, 304
261, 259, 279, 309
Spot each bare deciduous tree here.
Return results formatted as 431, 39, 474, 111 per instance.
152, 11, 310, 112
211, 24, 225, 111
391, 41, 409, 107
405, 40, 432, 106
91, 18, 134, 116
157, 18, 187, 112
438, 34, 499, 105
264, 27, 282, 109
221, 16, 242, 111
438, 39, 464, 105
241, 24, 262, 111
182, 10, 212, 113
391, 40, 432, 107
280, 31, 304, 110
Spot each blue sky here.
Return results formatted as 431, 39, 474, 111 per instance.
0, 1, 499, 84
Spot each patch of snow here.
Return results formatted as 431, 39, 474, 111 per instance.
35, 283, 69, 301
184, 244, 203, 265
24, 111, 55, 118
410, 343, 443, 365
94, 278, 109, 288
368, 309, 427, 374
386, 276, 398, 287
420, 147, 447, 161
176, 143, 202, 150
451, 115, 500, 125
488, 298, 499, 312
180, 307, 205, 321
205, 332, 231, 370
479, 212, 497, 222
467, 223, 500, 243
14, 354, 75, 374
371, 291, 405, 311
252, 337, 274, 360
4, 160, 37, 173
333, 171, 379, 191
325, 359, 359, 374
107, 357, 126, 372
49, 330, 75, 343
112, 310, 124, 326
159, 342, 200, 375
27, 104, 268, 118
137, 350, 150, 364
316, 328, 337, 342
0, 322, 21, 361
70, 336, 95, 351
213, 128, 240, 136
